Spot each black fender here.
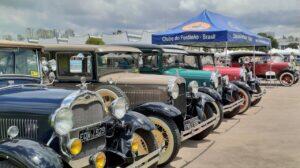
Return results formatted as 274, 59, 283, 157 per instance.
132, 102, 182, 118
0, 139, 63, 168
232, 81, 252, 93
195, 92, 216, 107
121, 111, 156, 132
198, 87, 222, 102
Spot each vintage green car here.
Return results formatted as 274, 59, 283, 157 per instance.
42, 44, 218, 166
123, 44, 244, 118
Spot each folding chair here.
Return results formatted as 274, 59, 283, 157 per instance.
265, 71, 277, 88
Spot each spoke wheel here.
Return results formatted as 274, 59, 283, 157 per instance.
97, 89, 118, 107
280, 72, 294, 86
238, 88, 250, 114
148, 116, 180, 166
132, 133, 149, 156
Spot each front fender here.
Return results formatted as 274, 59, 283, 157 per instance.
0, 139, 62, 168
232, 81, 252, 93
195, 92, 216, 107
198, 87, 222, 102
121, 111, 156, 132
132, 102, 182, 118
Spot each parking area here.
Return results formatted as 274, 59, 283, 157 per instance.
169, 84, 300, 168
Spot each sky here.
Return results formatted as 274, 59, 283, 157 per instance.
1, 0, 300, 38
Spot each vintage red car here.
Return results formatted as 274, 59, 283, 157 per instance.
185, 51, 264, 113
224, 51, 299, 86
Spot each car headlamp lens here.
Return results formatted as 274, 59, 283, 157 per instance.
211, 72, 219, 88
131, 136, 140, 153
110, 97, 127, 119
68, 138, 82, 156
53, 107, 73, 136
168, 83, 179, 99
188, 81, 199, 94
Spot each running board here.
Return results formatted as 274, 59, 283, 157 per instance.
181, 115, 217, 141
251, 89, 266, 102
223, 98, 244, 113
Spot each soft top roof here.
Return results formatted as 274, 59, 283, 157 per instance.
43, 44, 141, 53
0, 40, 43, 49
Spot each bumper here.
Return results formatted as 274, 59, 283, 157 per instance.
126, 148, 161, 168
251, 89, 266, 102
223, 98, 244, 113
181, 114, 217, 141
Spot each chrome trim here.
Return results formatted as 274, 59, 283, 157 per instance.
181, 115, 217, 141
223, 98, 244, 113
251, 89, 266, 102
126, 148, 161, 168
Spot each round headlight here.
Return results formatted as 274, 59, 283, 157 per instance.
210, 72, 219, 88
188, 81, 199, 94
110, 97, 127, 119
222, 75, 229, 85
168, 83, 179, 99
53, 107, 73, 136
92, 152, 106, 168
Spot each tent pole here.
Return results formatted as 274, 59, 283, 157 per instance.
253, 45, 256, 77
225, 42, 228, 66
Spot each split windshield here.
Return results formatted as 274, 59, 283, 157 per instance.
201, 55, 215, 66
0, 48, 40, 77
97, 52, 140, 75
163, 53, 198, 69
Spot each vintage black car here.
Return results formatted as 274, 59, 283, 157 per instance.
0, 41, 160, 168
42, 44, 218, 166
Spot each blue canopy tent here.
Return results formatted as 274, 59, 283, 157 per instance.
152, 10, 271, 47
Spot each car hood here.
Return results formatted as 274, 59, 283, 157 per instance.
164, 68, 211, 82
0, 86, 74, 115
99, 72, 185, 85
203, 65, 241, 81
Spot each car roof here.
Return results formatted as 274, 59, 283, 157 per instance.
0, 40, 43, 49
43, 44, 142, 53
120, 43, 188, 54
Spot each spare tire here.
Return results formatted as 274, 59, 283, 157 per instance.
96, 85, 129, 108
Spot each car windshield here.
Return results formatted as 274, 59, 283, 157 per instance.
97, 52, 140, 75
271, 55, 285, 63
0, 48, 40, 77
162, 53, 198, 69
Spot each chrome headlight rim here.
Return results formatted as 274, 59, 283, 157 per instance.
210, 72, 219, 88
222, 75, 229, 86
168, 83, 179, 99
188, 81, 199, 95
51, 107, 74, 136
109, 97, 127, 120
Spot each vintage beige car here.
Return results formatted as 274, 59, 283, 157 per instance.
42, 44, 219, 166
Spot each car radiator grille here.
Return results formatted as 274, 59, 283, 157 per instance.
125, 89, 169, 107
72, 102, 104, 129
0, 118, 38, 139
172, 83, 187, 114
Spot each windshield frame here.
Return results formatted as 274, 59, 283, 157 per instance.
0, 48, 41, 79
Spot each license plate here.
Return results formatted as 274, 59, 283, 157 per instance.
184, 117, 200, 131
79, 125, 105, 142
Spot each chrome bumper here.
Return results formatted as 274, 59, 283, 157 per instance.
181, 115, 217, 141
251, 89, 266, 102
223, 98, 244, 113
126, 148, 161, 168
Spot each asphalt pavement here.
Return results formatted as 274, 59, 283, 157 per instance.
169, 83, 300, 168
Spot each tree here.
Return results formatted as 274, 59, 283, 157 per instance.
85, 37, 105, 45
258, 32, 279, 48
287, 43, 299, 49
